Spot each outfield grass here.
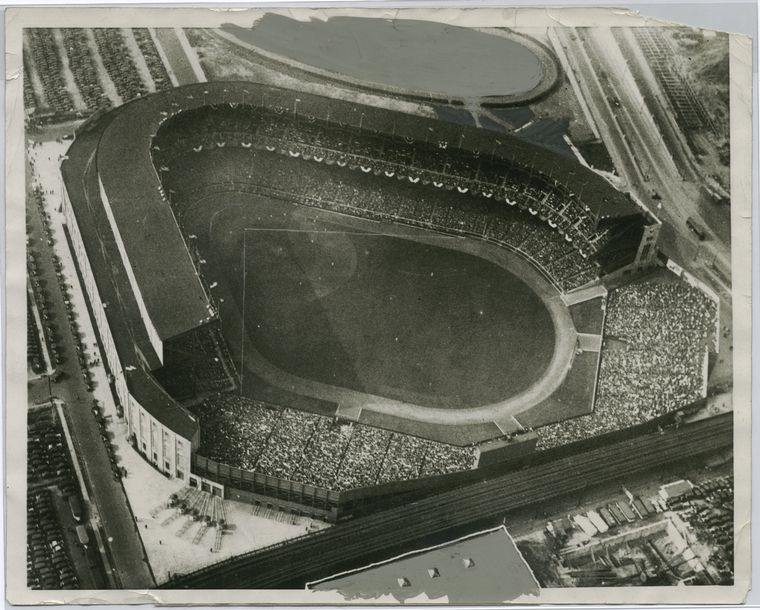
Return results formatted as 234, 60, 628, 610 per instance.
199, 195, 557, 410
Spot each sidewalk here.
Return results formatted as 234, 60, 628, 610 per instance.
29, 141, 156, 590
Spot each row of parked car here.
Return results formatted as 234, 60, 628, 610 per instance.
28, 489, 79, 589
28, 415, 75, 492
27, 410, 84, 589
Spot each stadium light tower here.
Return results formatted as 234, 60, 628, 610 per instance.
294, 98, 301, 118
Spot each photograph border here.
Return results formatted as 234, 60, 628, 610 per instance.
4, 4, 753, 605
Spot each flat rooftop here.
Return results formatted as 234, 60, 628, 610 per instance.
307, 526, 539, 603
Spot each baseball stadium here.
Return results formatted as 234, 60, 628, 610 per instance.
59, 80, 718, 522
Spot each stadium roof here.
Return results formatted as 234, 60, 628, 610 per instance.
96, 98, 212, 342
61, 111, 200, 442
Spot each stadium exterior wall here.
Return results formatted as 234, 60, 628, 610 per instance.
131, 395, 193, 481
63, 184, 130, 409
191, 455, 341, 521
62, 176, 195, 483
191, 436, 535, 523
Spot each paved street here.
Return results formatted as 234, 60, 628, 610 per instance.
27, 142, 156, 589
552, 28, 731, 297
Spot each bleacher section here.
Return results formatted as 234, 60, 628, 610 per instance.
192, 394, 477, 492
158, 145, 600, 292
153, 103, 648, 268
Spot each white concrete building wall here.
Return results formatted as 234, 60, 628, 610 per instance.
62, 185, 131, 409
128, 392, 191, 481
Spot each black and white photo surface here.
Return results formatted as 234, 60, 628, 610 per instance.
4, 5, 753, 605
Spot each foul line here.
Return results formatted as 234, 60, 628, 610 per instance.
242, 227, 462, 239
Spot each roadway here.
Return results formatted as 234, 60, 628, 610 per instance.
165, 412, 732, 589
550, 28, 731, 303
27, 143, 156, 589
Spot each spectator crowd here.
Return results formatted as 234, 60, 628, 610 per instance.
158, 324, 235, 399
156, 136, 600, 292
192, 393, 476, 492
536, 281, 717, 449
155, 103, 611, 262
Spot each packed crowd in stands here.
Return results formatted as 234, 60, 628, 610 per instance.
536, 281, 717, 449
61, 28, 111, 111
132, 28, 173, 91
158, 143, 600, 292
158, 324, 235, 399
92, 28, 148, 102
192, 393, 476, 491
155, 104, 617, 259
24, 29, 74, 114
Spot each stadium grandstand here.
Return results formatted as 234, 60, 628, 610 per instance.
60, 81, 709, 522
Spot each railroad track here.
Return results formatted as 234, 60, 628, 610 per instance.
165, 413, 732, 589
